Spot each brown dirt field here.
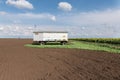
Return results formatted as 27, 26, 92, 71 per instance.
0, 39, 120, 80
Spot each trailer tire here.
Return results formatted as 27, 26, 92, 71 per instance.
61, 41, 67, 45
39, 42, 45, 45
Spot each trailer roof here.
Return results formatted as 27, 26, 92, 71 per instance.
33, 31, 68, 33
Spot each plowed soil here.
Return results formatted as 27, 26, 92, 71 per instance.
0, 39, 120, 80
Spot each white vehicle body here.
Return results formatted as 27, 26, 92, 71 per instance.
33, 31, 68, 44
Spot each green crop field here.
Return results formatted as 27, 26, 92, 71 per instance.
70, 38, 120, 44
25, 38, 120, 53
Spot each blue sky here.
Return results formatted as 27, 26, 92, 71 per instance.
0, 0, 118, 13
0, 0, 120, 38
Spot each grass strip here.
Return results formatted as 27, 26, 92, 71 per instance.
25, 40, 120, 53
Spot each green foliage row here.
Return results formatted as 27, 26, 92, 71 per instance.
70, 38, 120, 44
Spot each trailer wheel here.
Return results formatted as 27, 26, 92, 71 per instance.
40, 42, 45, 45
61, 41, 67, 45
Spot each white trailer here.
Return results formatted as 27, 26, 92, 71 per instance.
33, 31, 68, 45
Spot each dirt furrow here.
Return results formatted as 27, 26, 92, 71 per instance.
0, 39, 119, 80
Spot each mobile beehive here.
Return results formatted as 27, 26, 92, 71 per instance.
33, 31, 68, 45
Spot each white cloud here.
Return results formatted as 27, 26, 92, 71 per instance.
0, 27, 4, 31
0, 12, 56, 23
6, 0, 34, 9
17, 13, 56, 21
0, 23, 119, 38
55, 9, 120, 37
0, 24, 34, 37
51, 16, 56, 21
1, 9, 120, 38
58, 2, 72, 11
57, 9, 120, 25
13, 20, 21, 24
0, 11, 7, 15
